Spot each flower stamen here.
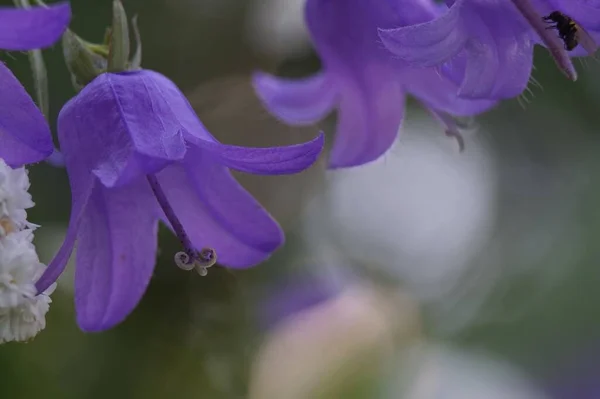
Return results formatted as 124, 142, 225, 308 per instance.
147, 174, 217, 276
421, 102, 468, 152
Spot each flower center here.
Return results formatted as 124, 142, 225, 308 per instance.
146, 174, 217, 276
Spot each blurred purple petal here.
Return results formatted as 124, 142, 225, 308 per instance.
156, 148, 284, 268
75, 180, 159, 331
252, 71, 337, 125
45, 148, 65, 167
379, 0, 536, 99
405, 68, 496, 115
378, 2, 467, 66
329, 69, 405, 168
0, 2, 70, 50
191, 132, 324, 175
0, 61, 53, 167
550, 0, 600, 32
260, 276, 341, 329
253, 0, 495, 169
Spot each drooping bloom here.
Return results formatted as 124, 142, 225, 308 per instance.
252, 0, 495, 169
379, 0, 599, 100
0, 2, 71, 166
34, 70, 324, 332
0, 160, 54, 344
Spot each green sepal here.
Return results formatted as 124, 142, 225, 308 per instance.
62, 29, 107, 90
107, 0, 130, 72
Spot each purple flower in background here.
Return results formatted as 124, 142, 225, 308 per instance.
259, 275, 341, 329
0, 2, 71, 166
379, 0, 599, 99
34, 70, 324, 331
252, 0, 495, 169
546, 344, 600, 399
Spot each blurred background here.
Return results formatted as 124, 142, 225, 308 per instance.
2, 0, 600, 397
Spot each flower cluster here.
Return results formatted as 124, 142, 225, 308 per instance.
0, 160, 55, 344
253, 0, 599, 168
0, 0, 597, 337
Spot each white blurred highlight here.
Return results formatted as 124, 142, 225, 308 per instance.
388, 344, 549, 399
302, 115, 498, 330
246, 0, 312, 58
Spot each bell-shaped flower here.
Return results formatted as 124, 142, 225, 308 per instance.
379, 0, 598, 100
252, 0, 495, 169
0, 2, 71, 166
34, 70, 324, 332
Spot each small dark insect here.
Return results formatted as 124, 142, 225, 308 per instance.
543, 11, 579, 51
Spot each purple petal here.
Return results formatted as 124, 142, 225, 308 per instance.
329, 68, 405, 168
378, 1, 467, 66
456, 5, 533, 99
0, 61, 53, 167
156, 148, 284, 268
36, 97, 102, 293
303, 0, 408, 168
384, 0, 440, 24
136, 70, 216, 143
252, 71, 337, 125
189, 132, 324, 175
35, 179, 94, 294
0, 2, 70, 51
57, 71, 187, 188
75, 180, 159, 331
550, 0, 600, 31
488, 34, 534, 99
405, 68, 497, 115
457, 25, 499, 98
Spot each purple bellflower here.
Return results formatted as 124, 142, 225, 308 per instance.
252, 0, 495, 169
34, 70, 324, 331
0, 2, 71, 167
379, 0, 599, 100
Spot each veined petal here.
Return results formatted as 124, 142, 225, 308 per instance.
329, 65, 405, 169
57, 71, 187, 188
138, 70, 216, 143
0, 2, 70, 50
252, 71, 337, 125
75, 180, 159, 331
0, 61, 53, 167
188, 133, 324, 175
156, 148, 283, 268
378, 0, 468, 66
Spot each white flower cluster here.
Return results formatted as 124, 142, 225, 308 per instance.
0, 159, 54, 344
